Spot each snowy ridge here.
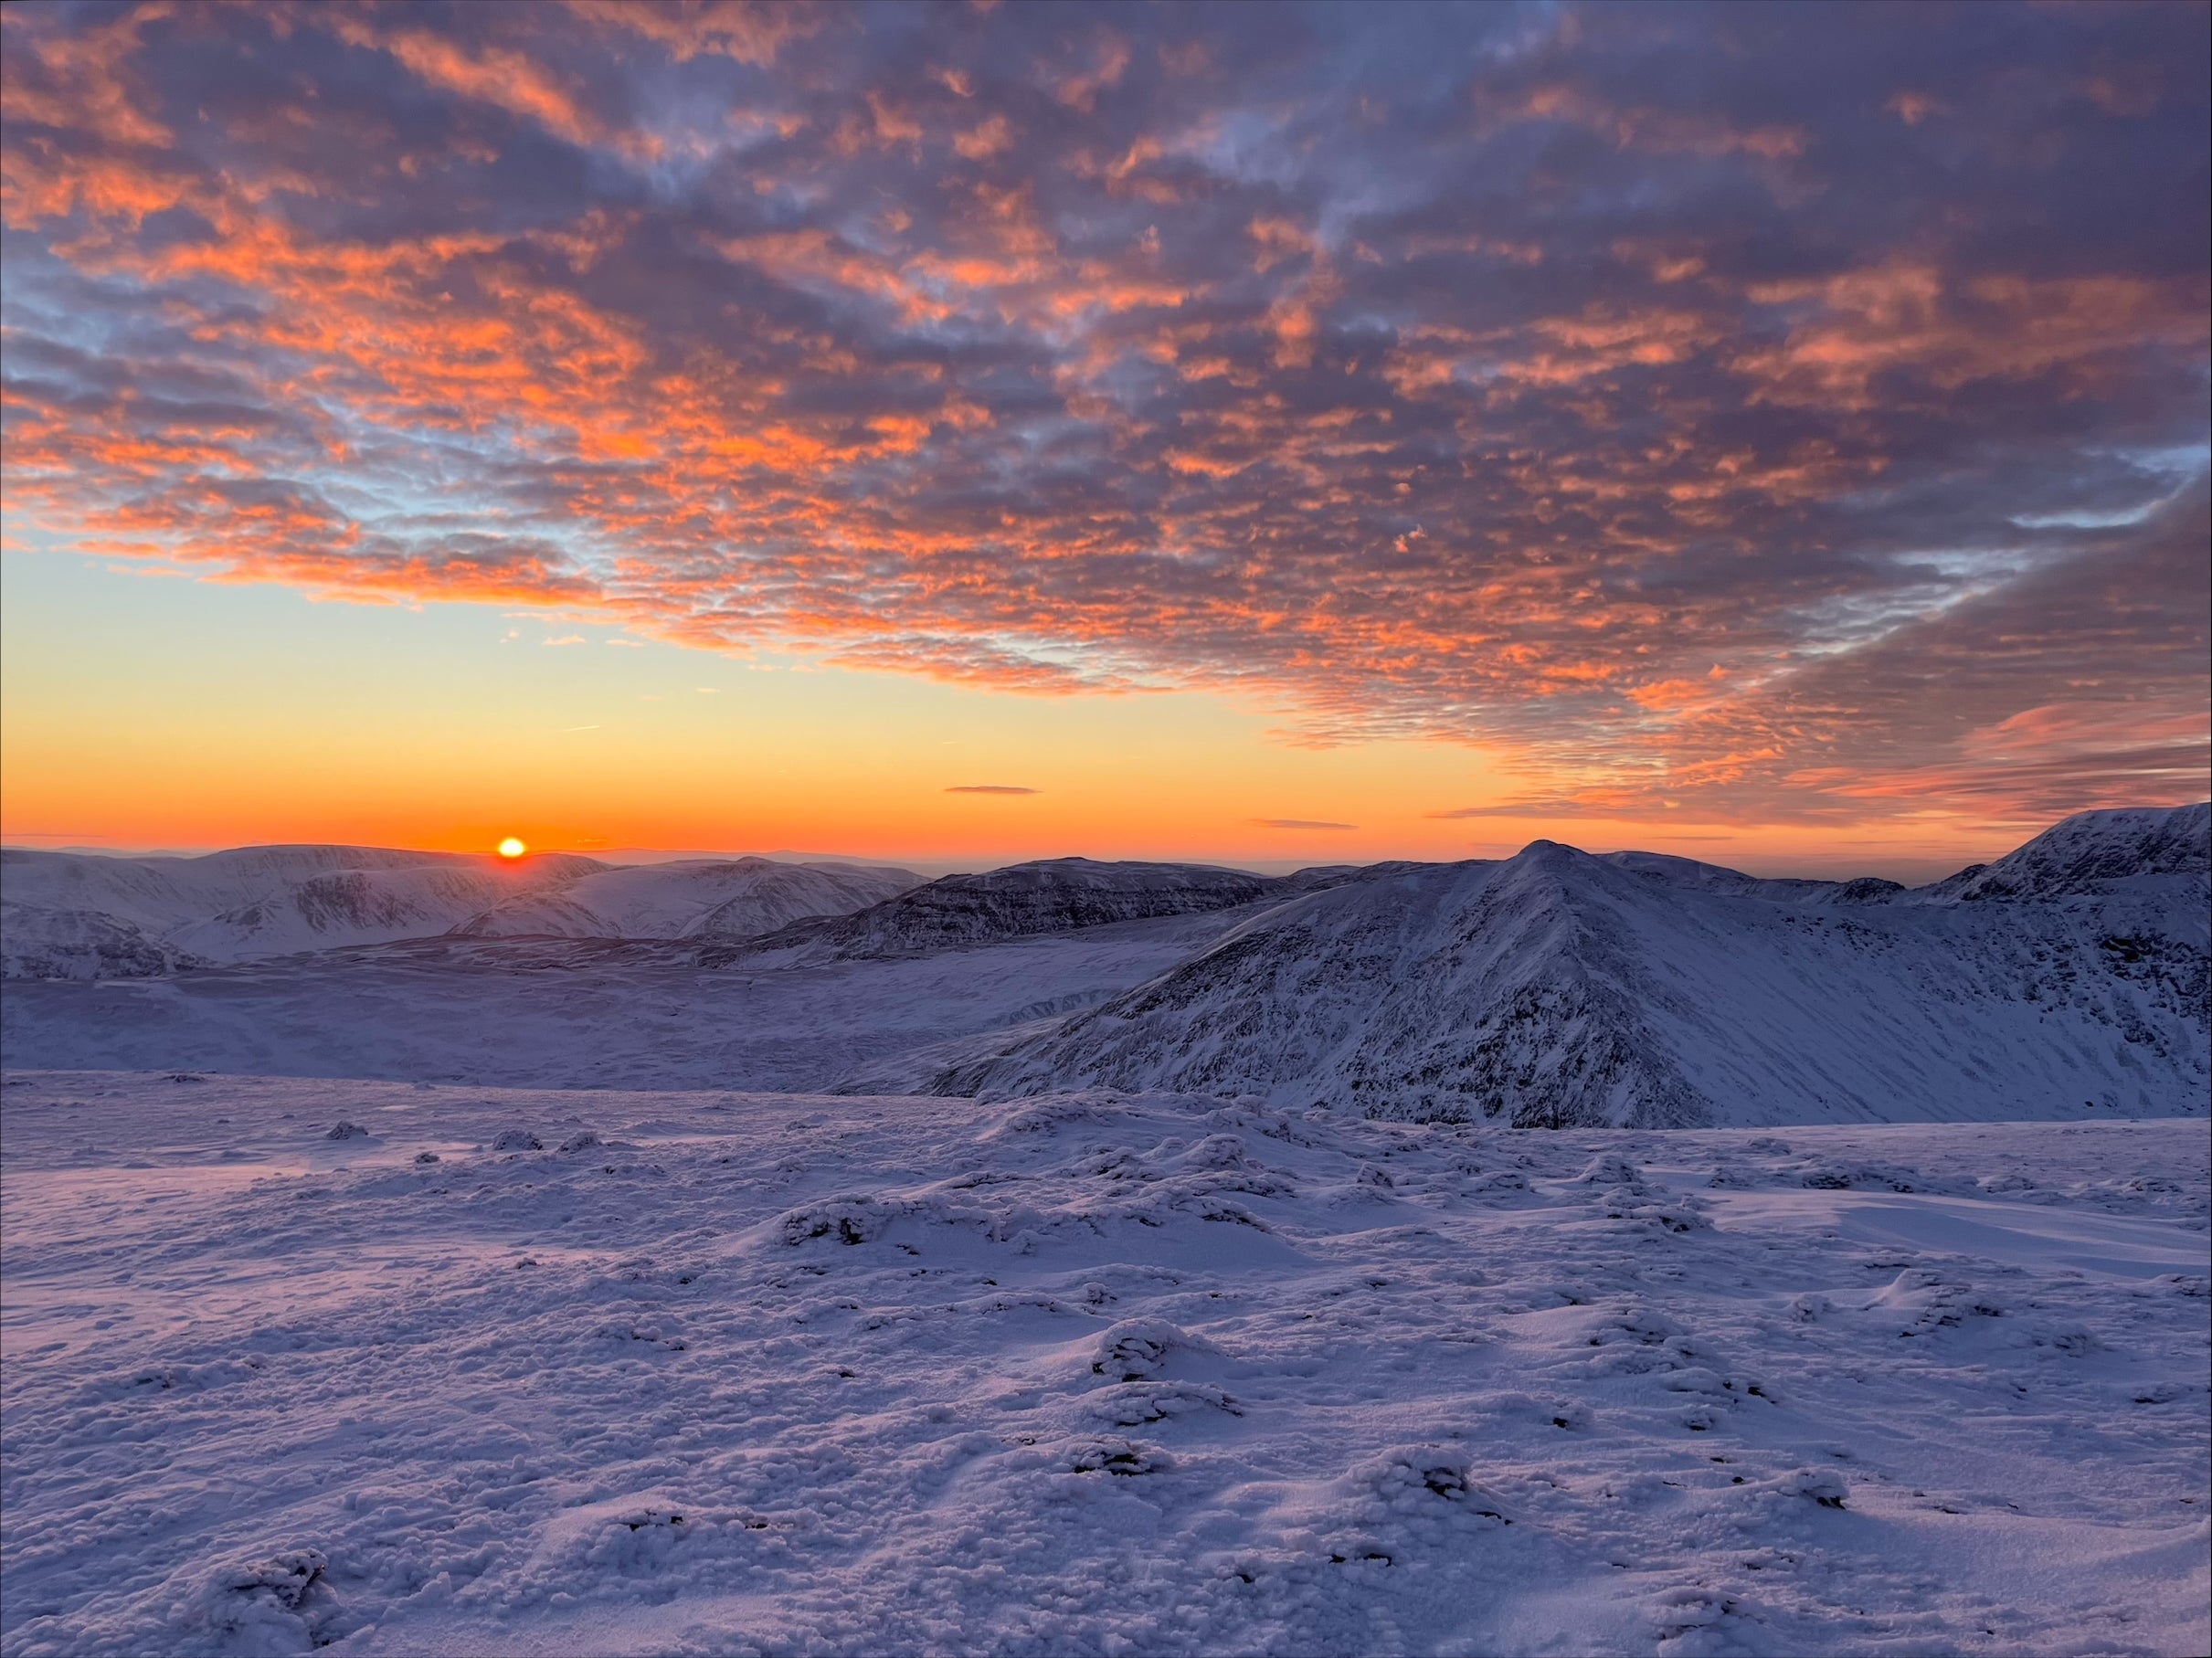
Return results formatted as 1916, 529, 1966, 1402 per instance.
1598, 850, 1904, 905
727, 857, 1280, 963
950, 810, 2212, 1127
1910, 802, 2211, 903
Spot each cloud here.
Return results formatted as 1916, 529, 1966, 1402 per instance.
2, 1, 2205, 826
1250, 818, 1356, 830
542, 636, 587, 647
946, 785, 1040, 796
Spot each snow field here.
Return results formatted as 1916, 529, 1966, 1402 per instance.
2, 1072, 2206, 1656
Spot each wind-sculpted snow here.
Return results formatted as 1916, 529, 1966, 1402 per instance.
1, 1073, 2205, 1656
957, 824, 2212, 1127
450, 858, 919, 942
730, 858, 1281, 963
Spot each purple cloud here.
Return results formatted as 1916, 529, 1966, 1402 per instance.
1, 0, 2204, 825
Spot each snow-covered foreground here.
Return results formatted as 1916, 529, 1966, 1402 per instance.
4, 1071, 2206, 1657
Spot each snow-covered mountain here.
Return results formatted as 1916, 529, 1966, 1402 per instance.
173, 860, 609, 960
0, 845, 915, 974
450, 857, 919, 940
729, 857, 1280, 962
1910, 802, 2212, 902
944, 806, 2210, 1127
1, 844, 473, 935
0, 846, 609, 971
7, 809, 2206, 1130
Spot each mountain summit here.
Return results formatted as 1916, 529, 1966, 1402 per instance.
942, 806, 2210, 1127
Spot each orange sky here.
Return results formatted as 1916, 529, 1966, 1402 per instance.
1, 3, 2205, 873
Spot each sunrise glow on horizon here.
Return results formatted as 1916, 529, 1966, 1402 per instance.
1, 2, 2205, 876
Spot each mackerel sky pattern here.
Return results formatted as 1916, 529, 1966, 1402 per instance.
3, 1, 2207, 821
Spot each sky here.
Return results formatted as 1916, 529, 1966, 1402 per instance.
2, 0, 2207, 878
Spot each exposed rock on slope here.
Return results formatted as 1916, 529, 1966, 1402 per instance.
0, 903, 206, 981
731, 858, 1279, 962
947, 810, 2210, 1127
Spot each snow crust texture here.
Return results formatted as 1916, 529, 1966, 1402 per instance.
2, 1073, 2206, 1657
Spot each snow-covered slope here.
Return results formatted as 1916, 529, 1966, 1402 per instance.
0, 847, 918, 971
0, 903, 205, 982
952, 815, 2210, 1127
0, 846, 605, 968
686, 860, 921, 940
169, 860, 605, 961
1, 845, 473, 936
0, 910, 1253, 1093
3, 1073, 2205, 1657
1599, 850, 1905, 905
735, 858, 1279, 962
449, 858, 919, 940
1912, 802, 2211, 902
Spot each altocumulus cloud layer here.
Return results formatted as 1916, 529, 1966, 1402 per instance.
2, 0, 2206, 823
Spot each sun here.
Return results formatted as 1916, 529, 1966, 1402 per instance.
496, 837, 527, 860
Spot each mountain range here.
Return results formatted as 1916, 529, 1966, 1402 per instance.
3, 805, 2205, 1130
0, 847, 921, 976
